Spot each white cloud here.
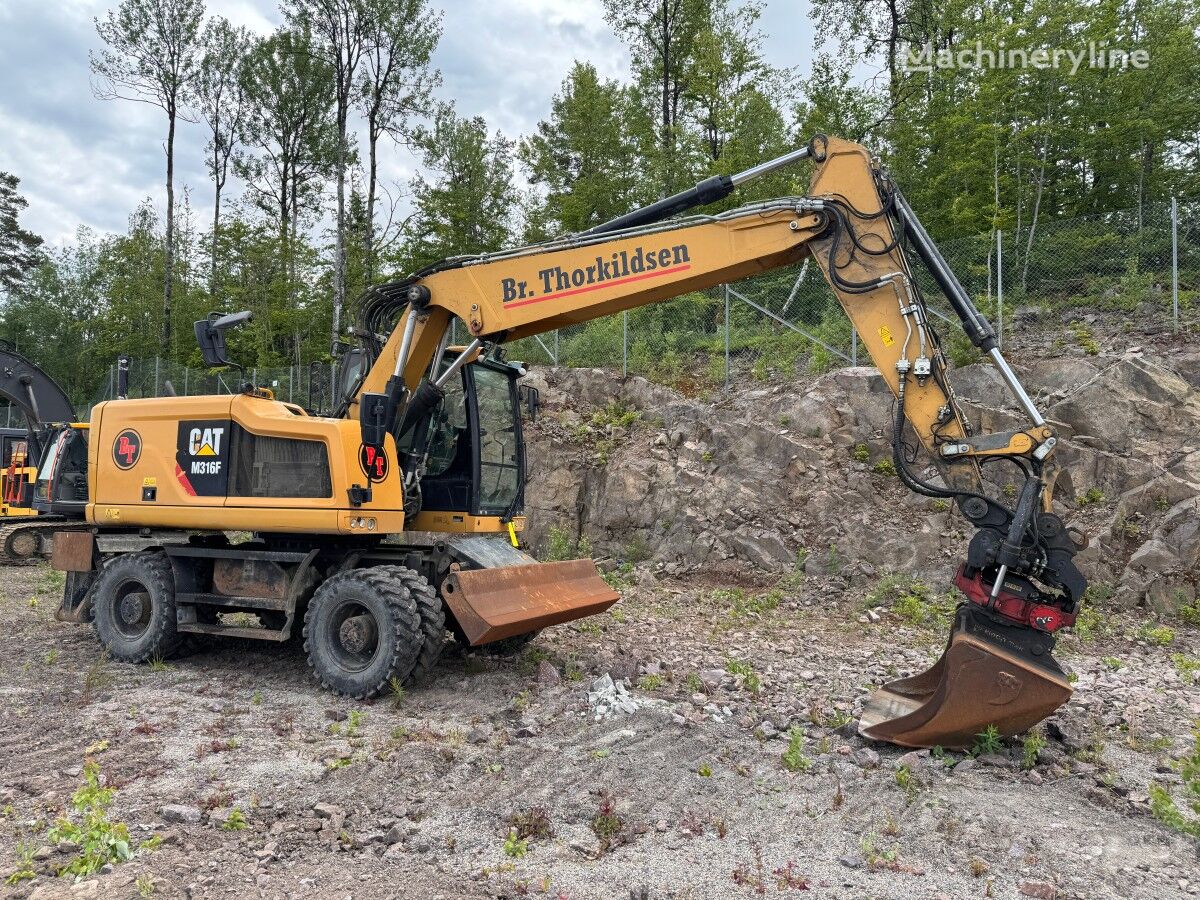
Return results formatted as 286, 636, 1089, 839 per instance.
0, 0, 816, 245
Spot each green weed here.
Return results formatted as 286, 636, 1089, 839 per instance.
47, 761, 133, 877
1148, 727, 1199, 838
725, 658, 760, 693
636, 674, 665, 692
781, 727, 812, 773
502, 829, 528, 858
1137, 624, 1176, 646
971, 724, 1003, 756
1023, 731, 1047, 769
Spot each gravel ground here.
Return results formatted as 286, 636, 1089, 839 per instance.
0, 563, 1197, 900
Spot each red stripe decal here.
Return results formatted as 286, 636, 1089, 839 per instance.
506, 263, 693, 309
174, 463, 197, 497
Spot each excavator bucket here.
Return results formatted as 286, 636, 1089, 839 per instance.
858, 603, 1072, 749
441, 558, 620, 646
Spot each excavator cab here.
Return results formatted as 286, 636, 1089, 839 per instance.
398, 355, 526, 520
33, 423, 89, 515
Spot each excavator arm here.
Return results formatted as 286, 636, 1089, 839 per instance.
343, 134, 1087, 748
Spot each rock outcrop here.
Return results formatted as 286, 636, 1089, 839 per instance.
522, 346, 1200, 612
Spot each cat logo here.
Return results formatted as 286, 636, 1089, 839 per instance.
175, 419, 232, 496
189, 426, 225, 457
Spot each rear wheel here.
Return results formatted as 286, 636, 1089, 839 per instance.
92, 552, 180, 662
302, 567, 424, 699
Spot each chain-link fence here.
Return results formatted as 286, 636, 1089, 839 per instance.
9, 193, 1189, 424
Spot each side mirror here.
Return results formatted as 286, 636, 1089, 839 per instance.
194, 310, 253, 368
359, 392, 389, 450
518, 384, 540, 422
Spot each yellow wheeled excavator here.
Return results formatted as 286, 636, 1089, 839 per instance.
51, 135, 1088, 749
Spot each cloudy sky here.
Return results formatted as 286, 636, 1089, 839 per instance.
0, 0, 818, 245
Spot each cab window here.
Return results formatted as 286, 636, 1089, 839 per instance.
473, 365, 521, 514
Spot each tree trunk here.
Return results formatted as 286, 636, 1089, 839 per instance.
365, 116, 378, 285
164, 105, 176, 353
211, 144, 221, 296
333, 105, 348, 346
1021, 137, 1049, 293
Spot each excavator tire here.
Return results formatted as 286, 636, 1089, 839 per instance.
303, 566, 423, 699
91, 552, 181, 663
378, 566, 447, 682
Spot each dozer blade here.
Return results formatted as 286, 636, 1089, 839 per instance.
859, 603, 1072, 749
442, 558, 620, 646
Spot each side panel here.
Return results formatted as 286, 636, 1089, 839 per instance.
87, 394, 407, 535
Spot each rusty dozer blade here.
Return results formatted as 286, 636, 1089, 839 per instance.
859, 603, 1072, 749
442, 558, 620, 646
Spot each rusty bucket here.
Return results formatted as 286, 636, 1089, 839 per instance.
441, 558, 620, 646
858, 604, 1072, 749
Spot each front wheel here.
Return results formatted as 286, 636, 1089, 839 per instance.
92, 552, 180, 662
302, 567, 425, 699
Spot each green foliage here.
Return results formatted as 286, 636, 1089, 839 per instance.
1137, 624, 1176, 646
725, 658, 760, 693
502, 829, 528, 858
400, 105, 519, 271
590, 792, 624, 850
544, 525, 591, 562
894, 765, 919, 803
697, 762, 713, 777
781, 727, 812, 773
1076, 487, 1107, 506
971, 725, 1003, 757
871, 458, 896, 477
713, 586, 781, 621
637, 674, 665, 692
47, 761, 133, 877
1172, 654, 1200, 684
0, 172, 44, 294
519, 62, 646, 236
1178, 597, 1200, 626
1074, 606, 1107, 643
1070, 322, 1101, 356
866, 573, 954, 629
851, 443, 870, 463
4, 842, 36, 886
222, 808, 248, 831
1022, 731, 1047, 770
1148, 727, 1200, 837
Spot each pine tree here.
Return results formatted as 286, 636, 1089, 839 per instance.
0, 173, 44, 295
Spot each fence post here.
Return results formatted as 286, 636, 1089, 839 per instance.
1172, 196, 1180, 332
622, 312, 628, 377
553, 330, 560, 366
183, 365, 189, 395
724, 285, 731, 390
108, 364, 114, 401
996, 230, 1004, 349
851, 328, 857, 366
153, 357, 160, 396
